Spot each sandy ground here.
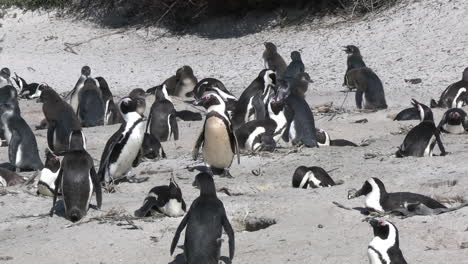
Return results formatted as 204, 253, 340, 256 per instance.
1, 0, 468, 263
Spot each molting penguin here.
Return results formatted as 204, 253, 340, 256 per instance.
68, 66, 93, 113
78, 78, 105, 127
134, 177, 186, 217
316, 128, 358, 147
12, 73, 43, 99
235, 119, 276, 152
50, 130, 102, 222
395, 99, 446, 157
343, 45, 367, 88
98, 97, 146, 185
348, 177, 446, 214
38, 86, 81, 154
267, 97, 288, 143
96, 77, 123, 125
193, 93, 240, 178
193, 78, 237, 114
170, 172, 235, 264
0, 103, 43, 171
430, 67, 468, 108
346, 67, 387, 110
262, 42, 287, 76
0, 85, 19, 146
282, 51, 305, 79
147, 84, 178, 142
37, 149, 61, 197
368, 219, 407, 264
437, 108, 468, 134
173, 65, 197, 98
0, 168, 25, 186
292, 166, 336, 188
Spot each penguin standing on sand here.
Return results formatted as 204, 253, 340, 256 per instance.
98, 97, 146, 185
367, 219, 407, 264
282, 51, 305, 79
78, 78, 105, 127
147, 84, 178, 142
96, 77, 123, 125
0, 103, 43, 171
343, 45, 367, 88
262, 42, 287, 76
395, 99, 446, 157
69, 66, 93, 113
438, 108, 468, 134
193, 78, 238, 114
431, 67, 468, 108
50, 130, 102, 222
174, 65, 198, 98
292, 166, 336, 188
37, 149, 61, 197
346, 67, 387, 110
0, 68, 13, 88
0, 85, 20, 146
170, 172, 235, 264
193, 93, 240, 178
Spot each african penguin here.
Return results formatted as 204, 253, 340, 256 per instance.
174, 65, 197, 98
0, 168, 25, 187
77, 78, 105, 127
68, 66, 94, 113
147, 84, 178, 142
343, 45, 367, 88
37, 149, 61, 197
12, 73, 44, 99
132, 133, 166, 168
0, 85, 20, 146
128, 88, 147, 116
235, 119, 277, 152
281, 72, 313, 98
170, 172, 235, 264
50, 130, 102, 222
262, 42, 287, 76
292, 166, 336, 188
96, 76, 123, 125
134, 177, 186, 217
346, 67, 387, 110
282, 51, 305, 79
430, 67, 468, 108
348, 177, 446, 214
267, 98, 287, 143
368, 219, 407, 264
193, 93, 240, 178
316, 128, 358, 147
438, 108, 468, 134
0, 67, 13, 88
193, 78, 237, 114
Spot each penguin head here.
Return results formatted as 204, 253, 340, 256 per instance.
272, 79, 291, 104
119, 97, 143, 120
290, 51, 302, 61
315, 128, 330, 146
259, 69, 277, 87
81, 66, 91, 77
44, 148, 60, 172
194, 92, 224, 111
12, 73, 25, 91
154, 84, 172, 104
176, 65, 194, 78
411, 99, 433, 122
68, 208, 83, 222
292, 166, 310, 189
0, 103, 15, 117
0, 67, 11, 78
369, 219, 399, 245
37, 86, 60, 104
193, 78, 231, 102
348, 177, 386, 199
168, 176, 184, 200
343, 45, 361, 55
264, 42, 277, 52
129, 88, 147, 115
462, 67, 468, 82
69, 130, 86, 151
194, 172, 216, 197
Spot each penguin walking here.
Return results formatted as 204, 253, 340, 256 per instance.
262, 42, 287, 76
282, 51, 305, 79
38, 86, 81, 154
170, 172, 235, 264
396, 99, 446, 157
193, 93, 240, 178
367, 219, 407, 264
50, 130, 102, 222
68, 66, 93, 113
292, 166, 336, 188
77, 78, 105, 127
316, 128, 358, 147
343, 45, 367, 88
0, 103, 43, 171
348, 177, 446, 214
147, 84, 178, 142
438, 108, 468, 134
98, 97, 146, 185
37, 149, 61, 197
96, 77, 123, 125
431, 67, 468, 108
134, 177, 186, 217
346, 67, 387, 110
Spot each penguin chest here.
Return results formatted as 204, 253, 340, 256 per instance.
159, 199, 185, 217
37, 168, 60, 197
368, 246, 387, 264
423, 135, 436, 157
2, 123, 12, 143
365, 191, 384, 213
289, 121, 297, 141
444, 124, 465, 134
202, 117, 234, 169
271, 112, 287, 142
15, 144, 23, 166
109, 123, 145, 178
368, 237, 391, 264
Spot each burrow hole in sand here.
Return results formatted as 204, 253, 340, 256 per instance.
234, 216, 277, 232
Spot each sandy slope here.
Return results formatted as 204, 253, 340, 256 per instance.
1, 0, 468, 263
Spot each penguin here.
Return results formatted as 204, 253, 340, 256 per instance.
128, 88, 147, 117
134, 177, 186, 217
0, 67, 13, 88
231, 69, 276, 129
170, 172, 235, 264
316, 128, 358, 147
96, 77, 123, 125
0, 85, 19, 146
346, 67, 387, 110
12, 73, 43, 99
77, 78, 105, 127
132, 133, 166, 168
68, 66, 93, 113
368, 219, 407, 264
281, 51, 305, 79
430, 67, 468, 108
0, 103, 43, 171
437, 108, 468, 134
267, 97, 288, 143
393, 107, 420, 121
193, 93, 240, 178
174, 65, 197, 98
0, 168, 25, 186
98, 97, 146, 184
50, 130, 102, 222
281, 72, 313, 98
262, 42, 287, 76
292, 166, 336, 188
395, 99, 447, 157
343, 45, 367, 88
37, 149, 61, 197
192, 78, 237, 114
37, 86, 81, 154
348, 177, 446, 214
235, 119, 277, 152
147, 84, 178, 142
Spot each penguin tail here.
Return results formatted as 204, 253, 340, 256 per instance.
69, 208, 82, 222
430, 99, 439, 108
334, 180, 344, 185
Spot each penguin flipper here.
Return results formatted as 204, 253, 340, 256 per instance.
433, 127, 447, 156
221, 210, 235, 260
437, 112, 448, 132
50, 168, 63, 216
170, 211, 190, 256
192, 127, 205, 161
46, 124, 56, 152
252, 93, 266, 121
394, 107, 420, 121
8, 133, 20, 165
98, 131, 123, 182
169, 114, 179, 141
90, 166, 102, 209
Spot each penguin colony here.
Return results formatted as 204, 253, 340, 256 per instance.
1, 42, 467, 264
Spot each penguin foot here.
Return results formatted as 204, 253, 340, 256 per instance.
221, 170, 234, 179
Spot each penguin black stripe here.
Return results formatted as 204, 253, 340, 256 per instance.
368, 246, 387, 264
108, 118, 144, 164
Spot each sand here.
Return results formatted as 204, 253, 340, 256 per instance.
0, 0, 467, 263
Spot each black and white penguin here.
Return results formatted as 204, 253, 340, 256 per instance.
96, 77, 123, 125
0, 168, 25, 186
128, 88, 147, 116
231, 69, 276, 129
0, 85, 19, 146
262, 42, 287, 76
346, 67, 387, 110
134, 177, 186, 217
38, 86, 81, 154
37, 149, 61, 197
0, 67, 13, 88
292, 166, 336, 188
395, 99, 447, 157
343, 45, 367, 88
267, 98, 288, 143
133, 133, 166, 168
68, 66, 94, 113
316, 128, 358, 147
235, 119, 276, 152
348, 177, 446, 214
77, 78, 105, 127
50, 130, 102, 222
0, 103, 43, 171
193, 78, 237, 114
281, 72, 313, 98
12, 73, 43, 99
193, 93, 240, 178
282, 51, 305, 79
98, 97, 146, 184
147, 84, 178, 142
437, 108, 468, 134
170, 172, 235, 264
367, 219, 407, 264
430, 67, 468, 108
